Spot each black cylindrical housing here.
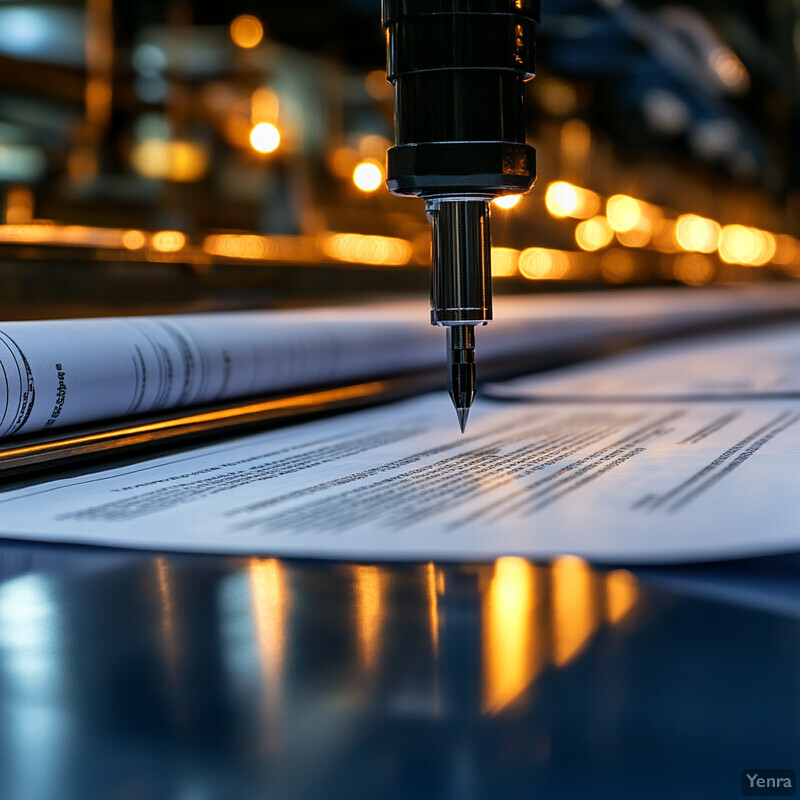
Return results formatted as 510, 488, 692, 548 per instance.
382, 0, 538, 199
394, 71, 527, 144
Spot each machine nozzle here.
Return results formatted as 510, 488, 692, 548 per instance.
382, 0, 538, 431
429, 199, 490, 431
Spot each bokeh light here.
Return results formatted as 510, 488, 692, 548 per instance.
230, 15, 263, 49
575, 216, 614, 252
250, 123, 281, 154
546, 182, 577, 217
151, 231, 186, 252
518, 248, 573, 280
364, 69, 392, 101
251, 87, 279, 125
122, 230, 147, 250
718, 225, 775, 266
130, 140, 209, 182
352, 161, 383, 192
490, 247, 520, 277
616, 218, 652, 248
606, 195, 643, 233
323, 233, 411, 265
750, 230, 777, 266
673, 253, 715, 285
708, 46, 750, 92
545, 182, 600, 219
773, 235, 800, 266
674, 214, 721, 253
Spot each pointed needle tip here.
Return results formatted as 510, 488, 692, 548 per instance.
456, 406, 470, 433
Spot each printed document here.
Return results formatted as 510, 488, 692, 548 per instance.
1, 318, 800, 564
0, 393, 798, 563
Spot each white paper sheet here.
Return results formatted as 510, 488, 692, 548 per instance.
4, 285, 800, 438
487, 321, 800, 400
0, 306, 440, 437
0, 392, 798, 563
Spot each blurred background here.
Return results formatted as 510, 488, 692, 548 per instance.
1, 0, 799, 319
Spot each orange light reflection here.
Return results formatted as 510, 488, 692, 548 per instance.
155, 557, 178, 676
551, 555, 598, 667
249, 558, 288, 717
353, 565, 385, 672
483, 557, 539, 713
605, 569, 639, 624
0, 381, 388, 463
426, 562, 439, 659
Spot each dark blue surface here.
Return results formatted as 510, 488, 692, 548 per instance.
0, 541, 797, 800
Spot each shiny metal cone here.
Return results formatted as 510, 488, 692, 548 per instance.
447, 325, 476, 434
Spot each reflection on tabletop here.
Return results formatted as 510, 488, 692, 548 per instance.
0, 542, 797, 799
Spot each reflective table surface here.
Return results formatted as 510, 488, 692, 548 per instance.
0, 541, 798, 800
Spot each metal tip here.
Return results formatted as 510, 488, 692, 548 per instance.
446, 324, 477, 433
